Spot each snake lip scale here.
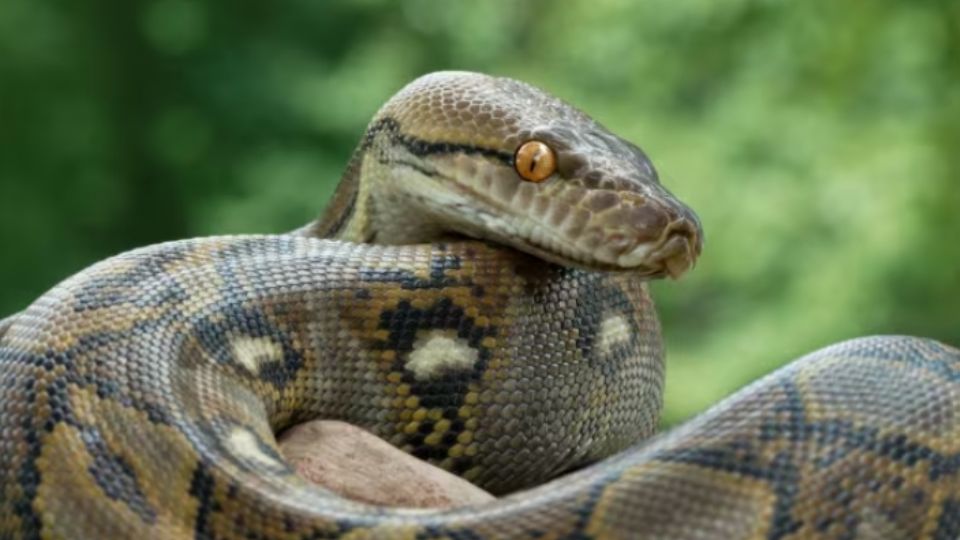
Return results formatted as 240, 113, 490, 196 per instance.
1, 71, 958, 539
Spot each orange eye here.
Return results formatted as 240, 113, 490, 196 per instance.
514, 140, 556, 183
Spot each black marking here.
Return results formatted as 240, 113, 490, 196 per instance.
767, 451, 803, 539
384, 158, 443, 179
562, 270, 644, 376
759, 379, 808, 444
934, 498, 960, 540
373, 294, 495, 471
361, 116, 512, 165
82, 427, 157, 524
358, 253, 463, 291
72, 244, 192, 312
886, 339, 960, 383
213, 235, 303, 260
398, 136, 512, 163
417, 527, 490, 540
10, 391, 44, 537
354, 289, 372, 300
188, 462, 219, 540
553, 472, 619, 540
378, 296, 495, 393
187, 303, 304, 388
763, 380, 806, 538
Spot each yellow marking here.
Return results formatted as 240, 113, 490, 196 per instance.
404, 421, 420, 434
404, 396, 420, 408
434, 419, 451, 432
396, 383, 411, 396
458, 405, 473, 418
457, 431, 473, 444
424, 432, 443, 446
448, 444, 464, 458
229, 336, 283, 374
465, 392, 479, 405
405, 330, 479, 380
386, 371, 402, 383
598, 314, 631, 355
413, 408, 427, 421
227, 427, 283, 468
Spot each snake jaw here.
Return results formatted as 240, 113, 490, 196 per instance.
438, 166, 702, 275
385, 155, 702, 277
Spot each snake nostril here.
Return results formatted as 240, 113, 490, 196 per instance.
673, 219, 704, 258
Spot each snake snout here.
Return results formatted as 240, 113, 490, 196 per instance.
662, 203, 703, 277
654, 216, 702, 279
592, 197, 702, 277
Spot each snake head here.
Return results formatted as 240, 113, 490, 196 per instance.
331, 71, 703, 278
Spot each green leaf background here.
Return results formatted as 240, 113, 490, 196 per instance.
1, 0, 957, 425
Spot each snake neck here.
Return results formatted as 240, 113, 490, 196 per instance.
302, 145, 370, 241
302, 130, 454, 245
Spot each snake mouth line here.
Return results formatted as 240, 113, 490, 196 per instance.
521, 224, 698, 278
401, 151, 703, 276
442, 181, 700, 276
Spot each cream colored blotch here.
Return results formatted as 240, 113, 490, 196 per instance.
227, 427, 284, 468
598, 314, 631, 355
405, 330, 479, 380
230, 335, 283, 374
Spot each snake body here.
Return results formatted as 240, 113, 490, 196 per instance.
1, 71, 958, 539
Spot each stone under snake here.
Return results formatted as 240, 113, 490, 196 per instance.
0, 71, 958, 539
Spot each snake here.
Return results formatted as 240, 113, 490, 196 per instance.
1, 71, 958, 539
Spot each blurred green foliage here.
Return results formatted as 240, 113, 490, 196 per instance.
1, 0, 957, 425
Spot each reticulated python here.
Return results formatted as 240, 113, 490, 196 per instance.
1, 71, 958, 539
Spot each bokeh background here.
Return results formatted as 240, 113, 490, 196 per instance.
2, 0, 957, 425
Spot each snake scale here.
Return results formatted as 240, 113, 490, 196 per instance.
1, 71, 958, 539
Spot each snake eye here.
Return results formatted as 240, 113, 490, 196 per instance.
514, 140, 556, 183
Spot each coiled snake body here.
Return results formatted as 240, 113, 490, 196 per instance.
1, 72, 958, 539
